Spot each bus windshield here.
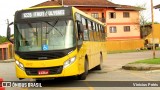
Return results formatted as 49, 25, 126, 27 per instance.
15, 20, 76, 52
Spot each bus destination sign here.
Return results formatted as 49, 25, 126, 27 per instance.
22, 9, 65, 19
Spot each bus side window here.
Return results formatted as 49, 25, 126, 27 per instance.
96, 24, 100, 41
101, 26, 105, 41
87, 20, 94, 41
75, 13, 83, 40
77, 21, 84, 40
82, 17, 89, 41
99, 25, 103, 41
92, 22, 96, 41
98, 24, 102, 41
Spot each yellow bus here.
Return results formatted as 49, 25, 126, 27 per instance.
7, 6, 107, 80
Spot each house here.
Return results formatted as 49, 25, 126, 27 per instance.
0, 42, 13, 60
31, 0, 142, 40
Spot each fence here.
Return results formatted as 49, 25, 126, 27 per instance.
106, 39, 144, 52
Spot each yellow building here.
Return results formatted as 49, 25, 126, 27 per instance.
145, 24, 160, 45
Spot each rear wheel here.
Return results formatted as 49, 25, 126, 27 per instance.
77, 60, 88, 80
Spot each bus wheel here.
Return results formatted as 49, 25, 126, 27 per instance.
77, 60, 88, 80
95, 54, 103, 70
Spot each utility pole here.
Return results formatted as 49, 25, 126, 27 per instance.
6, 19, 9, 25
151, 0, 155, 59
62, 0, 64, 6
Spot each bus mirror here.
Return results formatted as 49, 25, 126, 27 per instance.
7, 22, 14, 43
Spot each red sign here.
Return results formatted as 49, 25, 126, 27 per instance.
38, 70, 49, 75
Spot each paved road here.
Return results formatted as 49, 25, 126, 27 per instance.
106, 50, 160, 71
1, 50, 160, 90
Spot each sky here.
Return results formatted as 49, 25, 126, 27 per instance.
0, 0, 160, 36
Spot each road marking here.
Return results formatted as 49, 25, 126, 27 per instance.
20, 88, 28, 90
83, 81, 94, 90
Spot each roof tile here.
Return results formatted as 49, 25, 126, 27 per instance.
31, 0, 141, 11
32, 0, 120, 7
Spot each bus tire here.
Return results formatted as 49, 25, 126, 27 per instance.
95, 53, 103, 70
77, 60, 88, 80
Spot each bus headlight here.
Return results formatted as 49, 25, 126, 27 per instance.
63, 57, 76, 69
15, 61, 24, 70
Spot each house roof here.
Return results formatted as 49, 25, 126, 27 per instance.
154, 4, 160, 9
115, 5, 144, 11
31, 0, 120, 8
31, 0, 141, 11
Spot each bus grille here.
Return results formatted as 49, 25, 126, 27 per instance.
25, 66, 63, 75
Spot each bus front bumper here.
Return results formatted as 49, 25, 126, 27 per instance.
16, 61, 79, 79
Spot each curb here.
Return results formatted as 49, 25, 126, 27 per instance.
122, 63, 160, 71
0, 59, 15, 63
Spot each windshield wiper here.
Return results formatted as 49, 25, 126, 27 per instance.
44, 19, 63, 36
42, 9, 63, 36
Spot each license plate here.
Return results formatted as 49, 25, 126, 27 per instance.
38, 70, 49, 75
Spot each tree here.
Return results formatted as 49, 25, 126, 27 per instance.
136, 3, 148, 26
0, 35, 8, 44
136, 3, 153, 39
144, 21, 159, 25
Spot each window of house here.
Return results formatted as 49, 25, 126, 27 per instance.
91, 13, 99, 19
109, 12, 116, 19
124, 26, 130, 32
123, 12, 130, 18
109, 26, 117, 33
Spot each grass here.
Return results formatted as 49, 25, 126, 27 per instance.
130, 58, 160, 64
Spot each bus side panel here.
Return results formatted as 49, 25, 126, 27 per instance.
76, 42, 87, 75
